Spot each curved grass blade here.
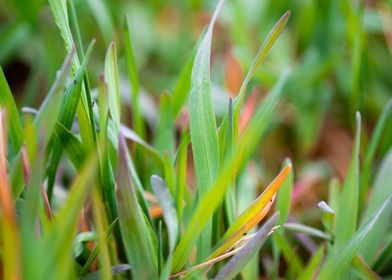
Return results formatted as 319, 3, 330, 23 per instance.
188, 0, 224, 260
54, 122, 85, 169
214, 213, 279, 280
276, 158, 293, 225
209, 164, 291, 260
318, 195, 392, 280
219, 11, 291, 145
283, 223, 331, 240
117, 134, 158, 280
0, 67, 23, 156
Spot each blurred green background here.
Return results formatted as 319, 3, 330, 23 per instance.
1, 0, 392, 215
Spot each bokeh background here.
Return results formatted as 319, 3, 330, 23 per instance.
1, 0, 392, 243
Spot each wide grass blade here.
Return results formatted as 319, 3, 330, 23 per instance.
359, 148, 392, 263
117, 134, 158, 280
318, 195, 392, 279
214, 213, 279, 280
276, 158, 293, 225
333, 112, 361, 251
188, 0, 224, 260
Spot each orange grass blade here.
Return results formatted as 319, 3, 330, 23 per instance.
209, 164, 291, 259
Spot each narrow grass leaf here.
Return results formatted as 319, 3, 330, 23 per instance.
298, 245, 325, 280
117, 134, 158, 280
123, 15, 144, 139
276, 158, 293, 224
283, 223, 331, 240
105, 42, 121, 136
318, 195, 392, 280
151, 175, 179, 253
214, 213, 279, 280
360, 99, 392, 202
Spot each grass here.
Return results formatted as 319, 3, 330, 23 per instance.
1, 0, 392, 279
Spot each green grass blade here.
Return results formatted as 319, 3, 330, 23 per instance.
151, 175, 179, 253
44, 153, 98, 280
333, 112, 361, 251
54, 122, 85, 169
219, 11, 290, 145
276, 158, 293, 225
188, 0, 224, 260
117, 134, 158, 280
359, 148, 392, 263
298, 245, 325, 280
318, 195, 392, 280
283, 223, 331, 240
0, 66, 23, 156
171, 50, 196, 118
46, 41, 94, 200
214, 213, 279, 280
123, 15, 145, 139
105, 42, 121, 137
360, 99, 392, 206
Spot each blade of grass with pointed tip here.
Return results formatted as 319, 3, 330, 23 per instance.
171, 70, 288, 273
188, 0, 223, 260
360, 99, 392, 207
298, 245, 325, 280
214, 213, 279, 280
124, 15, 145, 139
54, 122, 85, 169
333, 112, 361, 251
105, 42, 121, 136
359, 148, 392, 263
0, 67, 23, 157
151, 175, 179, 253
222, 99, 235, 227
175, 130, 190, 222
117, 134, 158, 280
209, 164, 291, 260
318, 195, 392, 280
171, 49, 196, 118
43, 153, 98, 280
219, 11, 291, 145
155, 93, 175, 161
